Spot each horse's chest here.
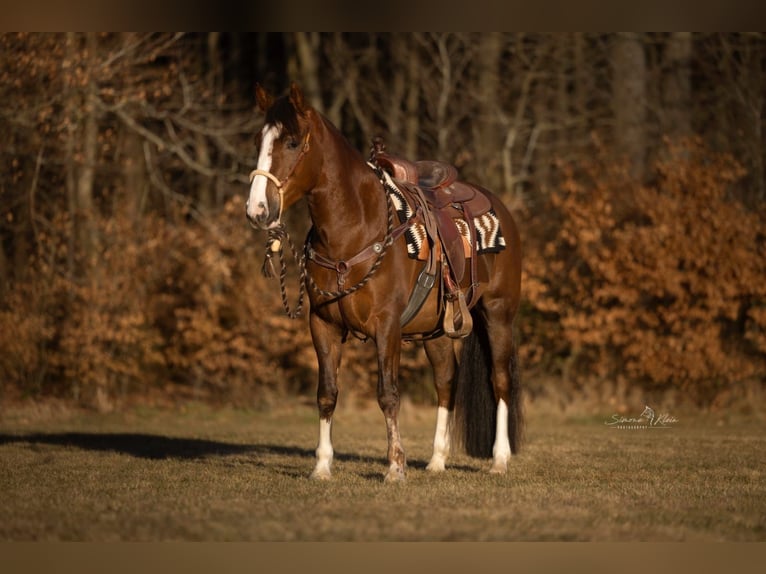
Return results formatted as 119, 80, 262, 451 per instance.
310, 294, 373, 338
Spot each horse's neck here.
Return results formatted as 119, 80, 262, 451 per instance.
307, 125, 388, 258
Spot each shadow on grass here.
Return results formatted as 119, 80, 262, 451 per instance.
0, 432, 482, 476
0, 432, 314, 461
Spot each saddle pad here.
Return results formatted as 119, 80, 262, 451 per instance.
379, 168, 506, 261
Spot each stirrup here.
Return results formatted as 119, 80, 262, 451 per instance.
443, 291, 472, 338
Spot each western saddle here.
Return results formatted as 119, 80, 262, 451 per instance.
369, 137, 494, 338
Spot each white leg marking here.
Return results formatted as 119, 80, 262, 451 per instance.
427, 406, 451, 472
311, 418, 333, 480
490, 399, 511, 474
383, 416, 406, 483
246, 124, 279, 221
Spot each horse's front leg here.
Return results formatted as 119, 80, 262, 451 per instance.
376, 321, 406, 483
309, 312, 344, 480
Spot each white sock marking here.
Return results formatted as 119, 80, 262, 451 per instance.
427, 406, 451, 471
313, 418, 333, 477
492, 399, 511, 468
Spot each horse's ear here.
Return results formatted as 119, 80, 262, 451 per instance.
289, 82, 307, 114
255, 83, 273, 112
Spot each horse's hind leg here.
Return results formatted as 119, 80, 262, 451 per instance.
485, 299, 521, 474
424, 337, 457, 472
309, 313, 344, 480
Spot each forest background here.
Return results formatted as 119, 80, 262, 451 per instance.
1, 32, 764, 413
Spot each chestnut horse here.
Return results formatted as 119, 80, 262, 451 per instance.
246, 83, 522, 482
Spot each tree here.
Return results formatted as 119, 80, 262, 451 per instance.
661, 32, 693, 138
471, 33, 505, 193
612, 32, 647, 180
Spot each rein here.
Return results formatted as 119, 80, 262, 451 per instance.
261, 171, 413, 319
261, 224, 306, 319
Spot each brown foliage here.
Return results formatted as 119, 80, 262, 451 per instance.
0, 197, 316, 408
523, 138, 766, 402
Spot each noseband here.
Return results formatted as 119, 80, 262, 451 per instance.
249, 131, 312, 226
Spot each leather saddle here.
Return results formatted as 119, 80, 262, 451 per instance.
370, 139, 493, 338
377, 156, 492, 215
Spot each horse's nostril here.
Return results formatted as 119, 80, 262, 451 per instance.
246, 200, 268, 221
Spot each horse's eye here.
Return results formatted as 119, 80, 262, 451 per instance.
286, 137, 299, 150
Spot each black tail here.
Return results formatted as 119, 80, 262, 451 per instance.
453, 312, 524, 458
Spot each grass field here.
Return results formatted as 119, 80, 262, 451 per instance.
1, 396, 764, 541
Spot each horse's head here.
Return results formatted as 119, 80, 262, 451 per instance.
246, 82, 316, 230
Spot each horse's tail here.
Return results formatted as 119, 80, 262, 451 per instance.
453, 311, 523, 457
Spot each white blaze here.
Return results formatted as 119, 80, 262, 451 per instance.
247, 124, 280, 221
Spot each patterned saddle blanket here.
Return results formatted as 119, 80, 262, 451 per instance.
379, 169, 506, 261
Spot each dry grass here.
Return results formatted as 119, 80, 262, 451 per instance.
1, 396, 764, 541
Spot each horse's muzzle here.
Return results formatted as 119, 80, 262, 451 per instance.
246, 201, 279, 230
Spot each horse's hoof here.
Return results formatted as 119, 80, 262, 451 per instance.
426, 457, 446, 473
383, 466, 406, 483
310, 467, 332, 481
488, 461, 509, 475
